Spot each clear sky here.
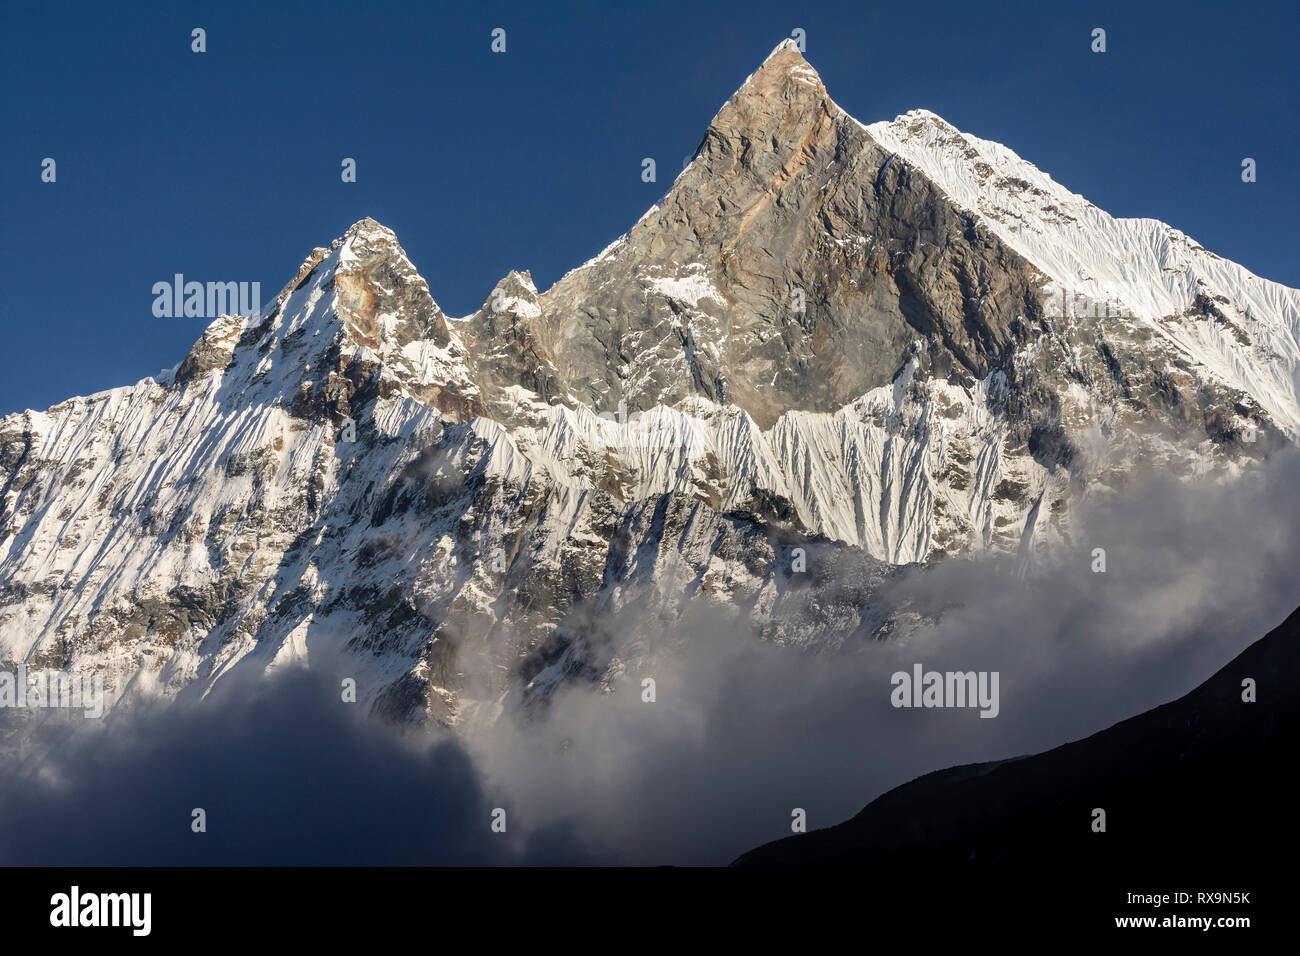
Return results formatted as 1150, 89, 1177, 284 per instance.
3, 0, 1297, 415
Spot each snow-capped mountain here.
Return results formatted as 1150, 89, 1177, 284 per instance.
2, 40, 1296, 724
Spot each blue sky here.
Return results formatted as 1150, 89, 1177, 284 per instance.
3, 0, 1297, 415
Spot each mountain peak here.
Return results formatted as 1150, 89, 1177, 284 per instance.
343, 216, 396, 241
698, 40, 829, 179
762, 36, 806, 63
337, 217, 403, 266
721, 38, 824, 113
889, 108, 955, 128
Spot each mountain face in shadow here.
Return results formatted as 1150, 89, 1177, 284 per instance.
735, 606, 1298, 887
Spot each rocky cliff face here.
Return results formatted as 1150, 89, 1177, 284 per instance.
2, 40, 1297, 726
540, 43, 1050, 424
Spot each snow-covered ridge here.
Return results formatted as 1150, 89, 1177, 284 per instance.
864, 109, 1300, 436
500, 364, 1053, 565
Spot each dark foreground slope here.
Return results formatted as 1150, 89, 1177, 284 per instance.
735, 607, 1298, 893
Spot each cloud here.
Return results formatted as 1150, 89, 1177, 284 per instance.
463, 450, 1300, 864
0, 667, 607, 865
